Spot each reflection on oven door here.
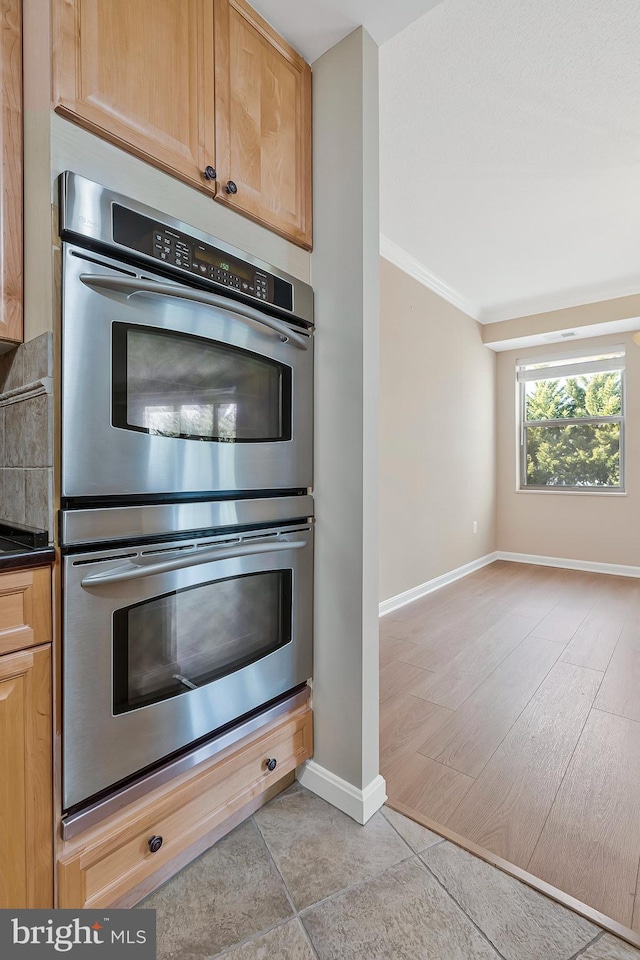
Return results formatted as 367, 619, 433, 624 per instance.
118, 570, 292, 712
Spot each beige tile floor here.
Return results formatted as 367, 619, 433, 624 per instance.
140, 783, 640, 960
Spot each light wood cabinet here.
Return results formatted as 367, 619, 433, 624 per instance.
0, 645, 53, 907
0, 565, 53, 908
0, 0, 23, 343
0, 567, 53, 656
58, 699, 312, 909
53, 0, 216, 196
53, 0, 313, 249
214, 0, 312, 248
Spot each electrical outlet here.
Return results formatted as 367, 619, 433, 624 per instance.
473, 521, 478, 534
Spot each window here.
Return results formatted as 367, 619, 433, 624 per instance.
517, 348, 625, 491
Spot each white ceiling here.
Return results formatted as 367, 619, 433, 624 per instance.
380, 0, 640, 323
249, 0, 441, 64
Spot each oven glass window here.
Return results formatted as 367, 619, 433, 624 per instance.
113, 570, 292, 714
112, 323, 291, 442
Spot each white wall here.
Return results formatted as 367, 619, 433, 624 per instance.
301, 27, 384, 822
379, 259, 497, 603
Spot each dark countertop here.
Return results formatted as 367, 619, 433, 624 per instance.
0, 521, 56, 572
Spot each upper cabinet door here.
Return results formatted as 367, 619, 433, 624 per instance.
214, 0, 312, 250
0, 0, 23, 344
52, 0, 313, 249
53, 0, 216, 194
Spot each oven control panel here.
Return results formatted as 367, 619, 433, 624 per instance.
112, 204, 293, 312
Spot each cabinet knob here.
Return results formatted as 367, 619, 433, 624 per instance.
265, 758, 277, 772
148, 835, 163, 854
203, 165, 217, 181
225, 180, 238, 195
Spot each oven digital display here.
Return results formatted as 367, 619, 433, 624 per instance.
112, 204, 293, 310
192, 244, 252, 282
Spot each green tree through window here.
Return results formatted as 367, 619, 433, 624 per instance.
518, 351, 624, 490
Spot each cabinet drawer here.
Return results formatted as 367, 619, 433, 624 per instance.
0, 568, 52, 655
58, 701, 312, 908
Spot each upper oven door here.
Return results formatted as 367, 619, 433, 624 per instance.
61, 245, 313, 499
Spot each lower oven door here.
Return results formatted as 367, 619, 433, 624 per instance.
62, 525, 313, 810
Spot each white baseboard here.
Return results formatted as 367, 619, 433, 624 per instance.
296, 761, 387, 824
497, 551, 640, 579
379, 552, 499, 617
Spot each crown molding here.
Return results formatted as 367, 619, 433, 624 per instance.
379, 235, 480, 321
379, 237, 640, 326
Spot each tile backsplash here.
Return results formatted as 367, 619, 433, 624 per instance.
0, 333, 54, 539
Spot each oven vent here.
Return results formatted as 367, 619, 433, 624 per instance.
542, 330, 578, 342
73, 552, 137, 566
141, 544, 196, 557
196, 537, 241, 549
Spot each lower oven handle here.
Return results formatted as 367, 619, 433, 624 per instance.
78, 274, 311, 351
80, 537, 307, 587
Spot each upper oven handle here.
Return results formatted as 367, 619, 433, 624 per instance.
78, 274, 311, 351
80, 536, 307, 586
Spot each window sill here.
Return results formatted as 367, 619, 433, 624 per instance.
515, 488, 627, 497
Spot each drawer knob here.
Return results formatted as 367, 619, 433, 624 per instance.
148, 835, 163, 854
225, 180, 238, 195
265, 758, 277, 772
203, 165, 217, 181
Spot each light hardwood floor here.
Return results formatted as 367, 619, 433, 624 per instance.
380, 561, 640, 932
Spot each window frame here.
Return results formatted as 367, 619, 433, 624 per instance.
517, 348, 626, 494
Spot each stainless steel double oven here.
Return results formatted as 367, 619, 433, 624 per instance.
59, 173, 314, 827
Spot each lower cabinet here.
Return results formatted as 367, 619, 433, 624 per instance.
0, 645, 53, 907
57, 699, 312, 908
